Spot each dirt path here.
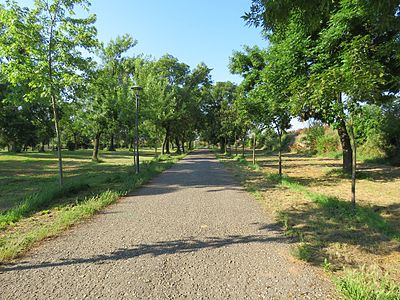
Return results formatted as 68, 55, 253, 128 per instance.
0, 150, 336, 299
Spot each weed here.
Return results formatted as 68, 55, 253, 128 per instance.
322, 258, 332, 272
291, 242, 313, 262
336, 267, 400, 300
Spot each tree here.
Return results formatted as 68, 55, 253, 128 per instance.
201, 81, 239, 153
86, 34, 136, 161
244, 0, 400, 174
230, 45, 292, 175
0, 0, 97, 185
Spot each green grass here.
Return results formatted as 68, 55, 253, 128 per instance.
0, 151, 185, 262
0, 148, 156, 211
337, 267, 400, 300
0, 190, 120, 262
272, 175, 399, 240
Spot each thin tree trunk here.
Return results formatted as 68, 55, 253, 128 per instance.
182, 139, 185, 153
40, 142, 45, 152
165, 131, 170, 154
348, 119, 357, 209
337, 93, 353, 173
252, 133, 256, 165
48, 6, 63, 186
92, 132, 101, 161
51, 95, 64, 186
235, 133, 238, 156
74, 133, 79, 150
278, 130, 282, 177
108, 134, 116, 151
242, 135, 245, 158
337, 120, 353, 173
220, 137, 225, 153
175, 137, 181, 154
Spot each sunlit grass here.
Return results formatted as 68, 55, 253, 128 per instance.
0, 152, 185, 262
0, 148, 155, 211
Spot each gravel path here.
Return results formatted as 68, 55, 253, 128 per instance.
0, 150, 337, 299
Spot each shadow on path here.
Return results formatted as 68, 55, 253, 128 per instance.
0, 231, 293, 273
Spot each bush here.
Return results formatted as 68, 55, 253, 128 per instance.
294, 123, 340, 155
316, 132, 340, 154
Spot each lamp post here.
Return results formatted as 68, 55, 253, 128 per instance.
131, 84, 142, 174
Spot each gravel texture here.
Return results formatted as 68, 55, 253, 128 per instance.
0, 150, 337, 299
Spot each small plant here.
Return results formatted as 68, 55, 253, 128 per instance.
278, 212, 289, 230
291, 242, 313, 262
322, 258, 332, 272
264, 172, 282, 184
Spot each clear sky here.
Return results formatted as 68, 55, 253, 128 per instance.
88, 0, 267, 84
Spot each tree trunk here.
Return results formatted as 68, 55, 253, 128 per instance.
337, 119, 353, 173
220, 137, 225, 153
39, 142, 45, 152
278, 131, 282, 177
235, 133, 238, 156
165, 131, 170, 154
182, 139, 185, 153
242, 136, 245, 158
189, 140, 193, 150
92, 132, 101, 161
48, 13, 63, 186
108, 134, 116, 151
51, 94, 64, 186
252, 133, 256, 165
74, 133, 79, 150
10, 142, 22, 153
175, 137, 181, 154
348, 120, 357, 209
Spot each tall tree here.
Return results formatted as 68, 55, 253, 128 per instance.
244, 0, 400, 173
0, 0, 97, 185
87, 34, 137, 161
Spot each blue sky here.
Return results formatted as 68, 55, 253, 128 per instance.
88, 1, 267, 84
15, 0, 266, 82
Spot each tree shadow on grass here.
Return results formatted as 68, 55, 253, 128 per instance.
325, 164, 400, 183
280, 196, 400, 269
0, 232, 293, 272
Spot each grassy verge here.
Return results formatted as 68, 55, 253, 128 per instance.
0, 154, 185, 262
336, 267, 400, 300
216, 151, 400, 299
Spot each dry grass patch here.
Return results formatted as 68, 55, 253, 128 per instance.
219, 150, 400, 294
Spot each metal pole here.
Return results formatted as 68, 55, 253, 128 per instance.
135, 91, 140, 174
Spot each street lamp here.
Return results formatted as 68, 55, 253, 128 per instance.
131, 84, 142, 174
